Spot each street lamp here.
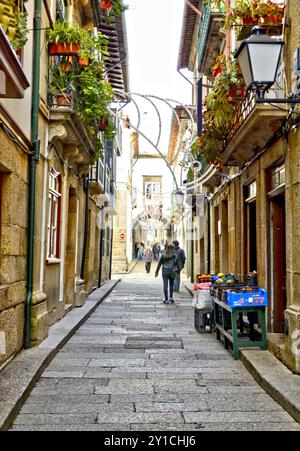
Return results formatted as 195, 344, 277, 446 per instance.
235, 26, 284, 101
174, 190, 185, 208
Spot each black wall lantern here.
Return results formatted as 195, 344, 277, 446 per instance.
235, 26, 300, 105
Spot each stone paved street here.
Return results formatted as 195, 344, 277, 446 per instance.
10, 265, 300, 431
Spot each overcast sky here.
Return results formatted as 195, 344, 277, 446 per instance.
123, 0, 193, 154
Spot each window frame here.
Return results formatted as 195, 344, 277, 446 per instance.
47, 168, 62, 260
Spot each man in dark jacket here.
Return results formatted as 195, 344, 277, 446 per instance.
173, 241, 186, 292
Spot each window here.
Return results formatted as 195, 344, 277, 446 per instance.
272, 165, 285, 191
245, 181, 257, 202
56, 0, 67, 21
47, 169, 61, 259
145, 182, 161, 199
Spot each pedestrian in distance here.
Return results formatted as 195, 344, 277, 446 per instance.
173, 240, 186, 292
145, 248, 154, 274
152, 243, 160, 261
138, 243, 144, 261
134, 242, 139, 259
155, 244, 178, 304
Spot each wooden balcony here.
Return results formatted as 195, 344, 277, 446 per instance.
0, 27, 29, 98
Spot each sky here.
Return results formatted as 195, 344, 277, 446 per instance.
123, 0, 193, 154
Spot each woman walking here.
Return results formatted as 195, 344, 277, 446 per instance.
145, 248, 154, 274
155, 244, 178, 304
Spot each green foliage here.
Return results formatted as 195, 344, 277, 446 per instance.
194, 58, 244, 164
76, 61, 113, 124
9, 1, 29, 51
102, 0, 129, 25
12, 11, 28, 50
225, 0, 285, 28
47, 22, 114, 160
46, 21, 110, 58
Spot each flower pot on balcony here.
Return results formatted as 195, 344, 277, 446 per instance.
49, 42, 80, 55
98, 117, 109, 131
229, 85, 246, 103
78, 56, 90, 66
60, 61, 73, 72
264, 14, 283, 25
242, 16, 252, 25
56, 94, 71, 106
101, 0, 112, 10
242, 16, 258, 26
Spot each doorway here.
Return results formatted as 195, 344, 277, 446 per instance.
270, 192, 286, 333
65, 188, 77, 305
244, 182, 257, 275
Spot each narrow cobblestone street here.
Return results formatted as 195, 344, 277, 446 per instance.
10, 265, 300, 431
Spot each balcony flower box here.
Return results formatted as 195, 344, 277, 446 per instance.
229, 85, 246, 102
242, 16, 258, 26
98, 117, 109, 131
48, 42, 80, 56
55, 93, 71, 106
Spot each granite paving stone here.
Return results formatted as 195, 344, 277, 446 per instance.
9, 268, 300, 431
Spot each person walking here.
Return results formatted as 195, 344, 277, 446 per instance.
173, 240, 186, 292
145, 248, 154, 274
155, 244, 178, 304
152, 243, 159, 261
138, 243, 144, 261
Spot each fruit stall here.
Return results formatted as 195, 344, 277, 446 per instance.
192, 273, 268, 359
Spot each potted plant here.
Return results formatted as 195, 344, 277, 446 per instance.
101, 0, 112, 10
76, 60, 113, 125
101, 0, 128, 24
49, 65, 77, 106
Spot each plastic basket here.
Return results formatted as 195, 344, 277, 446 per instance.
194, 308, 215, 333
194, 282, 212, 291
226, 288, 268, 308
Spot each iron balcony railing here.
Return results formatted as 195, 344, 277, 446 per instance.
223, 63, 286, 150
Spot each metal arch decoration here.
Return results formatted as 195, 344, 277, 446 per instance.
110, 91, 198, 191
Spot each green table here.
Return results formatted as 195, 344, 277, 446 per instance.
213, 297, 267, 360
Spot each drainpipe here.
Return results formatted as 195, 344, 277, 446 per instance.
80, 176, 89, 280
226, 0, 231, 61
207, 197, 211, 274
109, 215, 114, 280
98, 165, 107, 288
24, 0, 42, 349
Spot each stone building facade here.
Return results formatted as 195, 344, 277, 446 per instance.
178, 0, 300, 373
0, 1, 33, 368
0, 0, 128, 368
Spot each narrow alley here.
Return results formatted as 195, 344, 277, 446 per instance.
9, 264, 300, 432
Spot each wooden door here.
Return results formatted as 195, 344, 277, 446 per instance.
271, 193, 286, 333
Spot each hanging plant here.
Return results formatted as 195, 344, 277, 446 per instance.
225, 0, 285, 30
101, 0, 128, 24
5, 0, 29, 51
193, 58, 246, 163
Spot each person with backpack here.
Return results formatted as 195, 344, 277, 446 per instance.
155, 244, 178, 304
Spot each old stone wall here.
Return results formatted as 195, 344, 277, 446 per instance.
0, 129, 28, 367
